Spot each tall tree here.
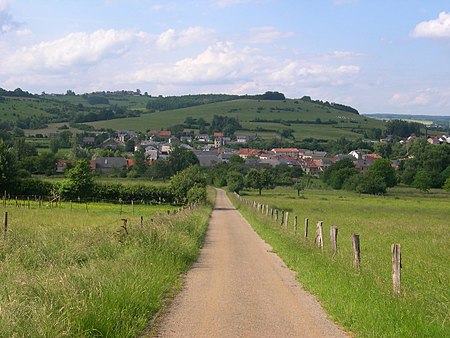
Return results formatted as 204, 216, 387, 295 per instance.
0, 141, 16, 193
168, 146, 199, 174
368, 159, 397, 188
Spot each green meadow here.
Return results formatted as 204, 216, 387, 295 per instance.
0, 191, 214, 337
231, 187, 449, 337
87, 99, 385, 140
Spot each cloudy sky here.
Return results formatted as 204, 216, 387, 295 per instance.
0, 0, 449, 115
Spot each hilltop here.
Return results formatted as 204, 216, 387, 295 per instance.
0, 88, 385, 141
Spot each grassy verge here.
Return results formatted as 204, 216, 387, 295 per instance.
0, 192, 214, 337
230, 187, 449, 337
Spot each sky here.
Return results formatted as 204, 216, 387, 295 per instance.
0, 0, 449, 115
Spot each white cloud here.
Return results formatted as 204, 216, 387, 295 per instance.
1, 29, 141, 72
390, 92, 430, 106
125, 42, 263, 84
412, 11, 450, 39
156, 27, 215, 50
325, 51, 362, 58
247, 26, 294, 44
214, 0, 260, 8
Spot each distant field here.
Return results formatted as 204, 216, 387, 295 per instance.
232, 186, 449, 337
0, 97, 53, 121
88, 99, 385, 140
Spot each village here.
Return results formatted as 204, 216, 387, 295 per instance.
53, 128, 450, 176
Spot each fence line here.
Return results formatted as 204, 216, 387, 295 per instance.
233, 192, 402, 295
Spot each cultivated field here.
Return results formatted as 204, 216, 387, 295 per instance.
0, 196, 213, 337
87, 99, 385, 140
231, 187, 449, 337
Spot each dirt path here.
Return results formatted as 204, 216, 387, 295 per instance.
155, 189, 347, 337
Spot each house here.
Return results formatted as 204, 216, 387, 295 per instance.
238, 148, 263, 159
144, 146, 158, 161
56, 159, 73, 173
427, 137, 441, 145
196, 134, 210, 143
299, 158, 323, 176
180, 136, 193, 143
99, 138, 121, 150
158, 130, 172, 139
353, 159, 371, 173
82, 136, 95, 145
271, 148, 300, 158
93, 157, 128, 173
117, 131, 137, 142
349, 150, 365, 160
236, 135, 248, 143
193, 150, 219, 167
364, 153, 382, 164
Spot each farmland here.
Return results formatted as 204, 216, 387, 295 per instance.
0, 192, 214, 337
87, 98, 385, 140
231, 186, 449, 337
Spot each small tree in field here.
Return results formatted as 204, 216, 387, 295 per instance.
227, 171, 245, 193
59, 159, 94, 199
413, 169, 432, 192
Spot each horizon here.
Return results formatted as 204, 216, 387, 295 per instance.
0, 1, 449, 116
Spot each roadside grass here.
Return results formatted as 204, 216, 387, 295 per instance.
0, 192, 214, 337
230, 187, 449, 337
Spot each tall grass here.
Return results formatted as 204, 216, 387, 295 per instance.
231, 187, 449, 337
0, 194, 213, 337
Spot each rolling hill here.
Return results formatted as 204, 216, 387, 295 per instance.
0, 89, 385, 140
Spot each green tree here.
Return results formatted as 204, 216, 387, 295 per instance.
59, 159, 94, 199
413, 169, 432, 192
444, 177, 450, 191
0, 141, 16, 193
131, 148, 147, 177
125, 139, 135, 152
170, 165, 207, 203
37, 152, 56, 176
368, 158, 397, 188
323, 158, 358, 189
49, 138, 60, 154
245, 168, 274, 195
227, 171, 245, 193
148, 159, 172, 181
355, 172, 387, 195
168, 146, 199, 174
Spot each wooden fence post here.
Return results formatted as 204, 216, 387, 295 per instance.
3, 211, 7, 239
315, 221, 323, 250
275, 210, 279, 221
294, 216, 298, 235
304, 218, 309, 239
392, 243, 401, 295
352, 234, 361, 270
140, 216, 144, 226
285, 212, 289, 228
281, 211, 285, 226
330, 226, 338, 257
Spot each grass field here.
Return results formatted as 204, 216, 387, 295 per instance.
231, 186, 449, 337
0, 191, 214, 337
0, 97, 54, 122
87, 99, 385, 140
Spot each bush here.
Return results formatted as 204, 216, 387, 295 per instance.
12, 178, 54, 196
186, 184, 207, 203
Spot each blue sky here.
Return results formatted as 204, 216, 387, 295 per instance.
0, 0, 449, 115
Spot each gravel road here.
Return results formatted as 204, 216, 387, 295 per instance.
155, 189, 347, 337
